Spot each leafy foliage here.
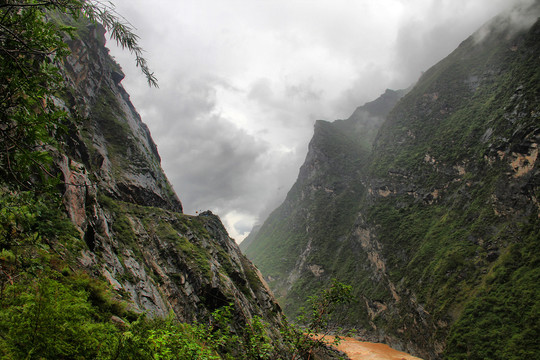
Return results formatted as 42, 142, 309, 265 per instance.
0, 276, 274, 359
80, 1, 157, 87
0, 1, 70, 188
0, 189, 353, 360
0, 277, 119, 359
282, 279, 354, 360
0, 0, 156, 190
0, 255, 353, 359
299, 279, 354, 334
0, 189, 316, 359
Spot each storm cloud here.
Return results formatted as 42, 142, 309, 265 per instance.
108, 0, 529, 241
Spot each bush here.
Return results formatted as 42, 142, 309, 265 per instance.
0, 278, 118, 359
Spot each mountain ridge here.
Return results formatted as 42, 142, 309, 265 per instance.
242, 3, 540, 359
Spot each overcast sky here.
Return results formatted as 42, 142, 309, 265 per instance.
107, 0, 528, 242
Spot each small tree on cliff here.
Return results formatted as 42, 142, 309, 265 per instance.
282, 279, 355, 360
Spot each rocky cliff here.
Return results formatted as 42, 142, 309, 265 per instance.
242, 3, 540, 359
241, 88, 406, 304
53, 19, 283, 336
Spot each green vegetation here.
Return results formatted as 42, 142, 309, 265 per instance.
0, 2, 296, 359
283, 279, 355, 360
0, 272, 276, 359
243, 92, 397, 324
0, 190, 127, 359
0, 187, 261, 358
0, 194, 354, 359
0, 2, 69, 190
0, 1, 156, 192
445, 216, 540, 360
245, 9, 540, 359
0, 176, 355, 359
366, 14, 540, 356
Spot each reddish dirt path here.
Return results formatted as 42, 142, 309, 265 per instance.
323, 336, 423, 360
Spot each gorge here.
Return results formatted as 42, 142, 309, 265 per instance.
0, 1, 538, 359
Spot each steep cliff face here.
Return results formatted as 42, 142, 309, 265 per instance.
61, 23, 182, 214
53, 20, 283, 335
241, 89, 406, 310
363, 6, 540, 358
243, 3, 539, 359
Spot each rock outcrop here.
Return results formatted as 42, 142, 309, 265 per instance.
242, 88, 406, 309
53, 19, 283, 338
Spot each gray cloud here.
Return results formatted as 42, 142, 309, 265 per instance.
131, 75, 272, 215
389, 0, 514, 87
285, 79, 323, 102
108, 0, 530, 241
473, 0, 540, 44
233, 217, 255, 237
248, 78, 275, 106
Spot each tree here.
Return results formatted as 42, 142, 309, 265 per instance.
282, 279, 355, 360
0, 0, 156, 188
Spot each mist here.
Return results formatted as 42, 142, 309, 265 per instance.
108, 0, 528, 242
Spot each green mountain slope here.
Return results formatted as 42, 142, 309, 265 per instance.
242, 89, 406, 312
243, 3, 540, 359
